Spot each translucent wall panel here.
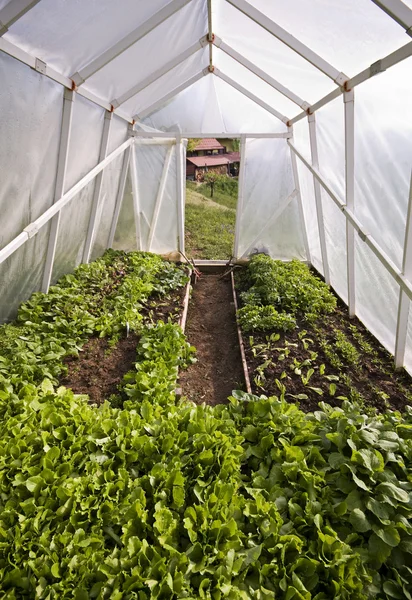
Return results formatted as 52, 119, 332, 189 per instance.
321, 190, 347, 303
144, 75, 287, 134
52, 96, 104, 281
214, 0, 334, 105
316, 97, 345, 202
91, 115, 129, 261
113, 144, 179, 255
113, 173, 136, 252
237, 138, 306, 260
355, 58, 412, 270
122, 49, 208, 120
293, 120, 323, 274
355, 239, 399, 355
5, 0, 175, 76
85, 0, 207, 103
0, 53, 63, 321
133, 144, 179, 254
242, 0, 406, 77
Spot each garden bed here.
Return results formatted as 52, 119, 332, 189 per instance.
60, 280, 190, 406
234, 256, 412, 414
179, 271, 245, 405
3, 252, 412, 598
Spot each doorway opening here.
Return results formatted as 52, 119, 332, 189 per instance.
184, 137, 240, 260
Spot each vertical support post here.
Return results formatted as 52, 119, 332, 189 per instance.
107, 145, 131, 249
308, 114, 330, 284
394, 171, 412, 368
175, 134, 186, 255
233, 134, 247, 258
41, 88, 75, 293
148, 144, 174, 251
129, 140, 142, 250
289, 125, 311, 264
344, 89, 356, 316
82, 111, 113, 263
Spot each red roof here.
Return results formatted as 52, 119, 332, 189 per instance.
186, 155, 230, 167
193, 138, 224, 151
226, 151, 240, 163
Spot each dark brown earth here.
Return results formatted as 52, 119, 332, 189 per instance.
179, 273, 245, 405
239, 288, 412, 414
60, 334, 139, 406
60, 285, 188, 406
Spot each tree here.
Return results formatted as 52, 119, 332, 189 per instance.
186, 138, 201, 152
204, 171, 220, 198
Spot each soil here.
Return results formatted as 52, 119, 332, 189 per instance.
60, 285, 188, 406
179, 273, 245, 405
237, 284, 412, 414
60, 334, 139, 406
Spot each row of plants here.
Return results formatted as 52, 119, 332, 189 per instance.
2, 251, 412, 598
0, 250, 189, 398
235, 254, 412, 414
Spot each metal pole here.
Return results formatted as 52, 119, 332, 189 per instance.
394, 170, 412, 368
308, 113, 330, 284
175, 135, 185, 254
344, 89, 355, 316
82, 111, 113, 263
41, 88, 75, 292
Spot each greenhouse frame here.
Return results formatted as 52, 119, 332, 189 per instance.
1, 0, 412, 371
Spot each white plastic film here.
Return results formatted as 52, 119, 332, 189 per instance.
0, 53, 63, 321
52, 95, 104, 282
355, 238, 399, 355
84, 0, 207, 104
91, 115, 129, 261
354, 58, 412, 270
4, 0, 174, 76
239, 0, 407, 78
293, 119, 323, 275
237, 138, 305, 260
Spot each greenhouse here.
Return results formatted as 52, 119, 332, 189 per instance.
1, 0, 412, 598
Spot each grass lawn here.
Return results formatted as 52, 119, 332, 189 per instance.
185, 202, 236, 260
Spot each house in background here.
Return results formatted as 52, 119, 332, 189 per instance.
186, 138, 240, 181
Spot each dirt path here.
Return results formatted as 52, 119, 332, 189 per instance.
179, 274, 245, 405
186, 188, 235, 211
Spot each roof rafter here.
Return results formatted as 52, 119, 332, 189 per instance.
213, 35, 309, 109
371, 0, 412, 35
0, 0, 41, 36
112, 35, 208, 108
71, 0, 193, 86
134, 68, 208, 121
213, 68, 290, 124
226, 0, 348, 84
289, 39, 412, 124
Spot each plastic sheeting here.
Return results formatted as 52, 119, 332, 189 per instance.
0, 52, 63, 321
113, 143, 179, 256
236, 138, 306, 260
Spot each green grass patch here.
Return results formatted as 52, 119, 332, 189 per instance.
186, 180, 238, 210
185, 203, 235, 259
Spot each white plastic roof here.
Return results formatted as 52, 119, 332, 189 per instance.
0, 0, 411, 129
0, 0, 412, 373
